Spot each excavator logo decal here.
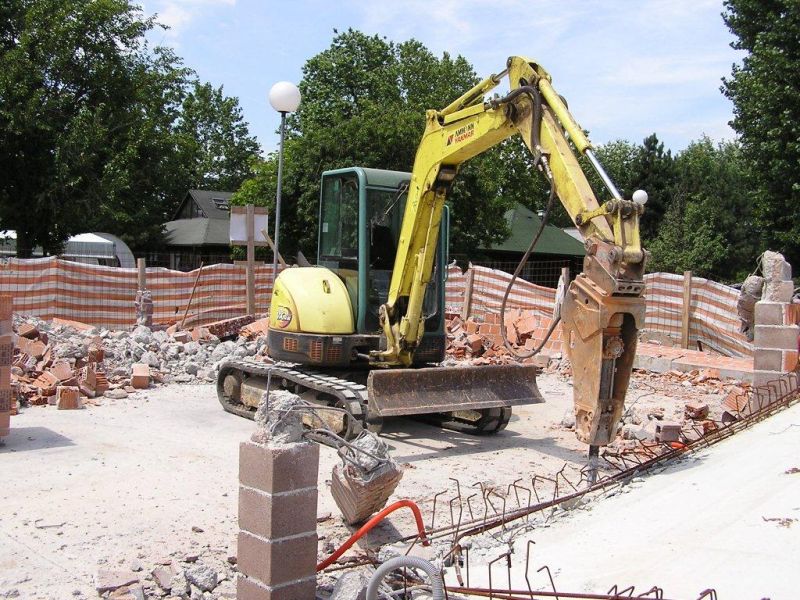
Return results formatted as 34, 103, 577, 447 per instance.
276, 306, 293, 328
446, 123, 475, 146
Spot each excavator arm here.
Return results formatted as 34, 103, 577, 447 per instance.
372, 56, 648, 448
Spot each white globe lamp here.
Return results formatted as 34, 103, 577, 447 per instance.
269, 81, 301, 113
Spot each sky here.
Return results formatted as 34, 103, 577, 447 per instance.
141, 0, 744, 155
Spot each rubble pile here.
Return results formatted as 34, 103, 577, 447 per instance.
94, 553, 238, 599
445, 310, 557, 367
9, 315, 269, 409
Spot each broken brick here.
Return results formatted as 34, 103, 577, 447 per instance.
56, 386, 82, 410
466, 334, 483, 353
130, 363, 150, 389
49, 361, 74, 382
684, 401, 709, 420
17, 322, 39, 339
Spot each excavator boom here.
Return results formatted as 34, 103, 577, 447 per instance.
372, 56, 648, 447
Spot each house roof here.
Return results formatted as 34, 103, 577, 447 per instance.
164, 217, 231, 247
173, 190, 234, 220
486, 203, 585, 257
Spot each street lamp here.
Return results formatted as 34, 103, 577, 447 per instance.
267, 81, 300, 292
265, 81, 300, 399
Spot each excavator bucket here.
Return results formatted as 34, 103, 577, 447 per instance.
366, 363, 543, 418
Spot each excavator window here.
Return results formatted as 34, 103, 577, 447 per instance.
319, 176, 359, 263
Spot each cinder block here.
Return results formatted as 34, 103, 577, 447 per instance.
762, 280, 794, 303
239, 441, 319, 494
654, 422, 682, 443
239, 486, 317, 539
754, 301, 787, 326
754, 348, 783, 372
237, 531, 317, 588
237, 574, 316, 600
753, 369, 782, 388
754, 324, 800, 351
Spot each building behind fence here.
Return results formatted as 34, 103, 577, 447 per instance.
0, 256, 753, 358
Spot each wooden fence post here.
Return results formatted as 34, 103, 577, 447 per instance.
137, 258, 146, 291
460, 264, 475, 320
246, 204, 255, 316
681, 270, 692, 349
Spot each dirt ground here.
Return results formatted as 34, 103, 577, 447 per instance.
0, 371, 766, 599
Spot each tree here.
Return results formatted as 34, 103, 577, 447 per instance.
648, 137, 755, 280
0, 0, 194, 254
0, 0, 259, 255
234, 30, 527, 258
648, 196, 727, 277
722, 0, 800, 266
170, 82, 260, 201
631, 134, 676, 241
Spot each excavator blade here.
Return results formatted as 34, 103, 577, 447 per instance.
367, 364, 543, 418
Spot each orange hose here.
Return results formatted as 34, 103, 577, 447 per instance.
316, 499, 430, 571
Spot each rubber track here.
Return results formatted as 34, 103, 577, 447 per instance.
217, 359, 371, 426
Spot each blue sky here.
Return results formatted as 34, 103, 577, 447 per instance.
142, 0, 743, 155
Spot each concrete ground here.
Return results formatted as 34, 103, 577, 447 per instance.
0, 372, 792, 598
448, 400, 800, 600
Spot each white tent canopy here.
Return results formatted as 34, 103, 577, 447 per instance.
0, 231, 135, 267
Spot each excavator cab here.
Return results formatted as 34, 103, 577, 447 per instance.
315, 167, 448, 364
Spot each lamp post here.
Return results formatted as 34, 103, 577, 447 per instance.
265, 81, 300, 399
268, 81, 301, 287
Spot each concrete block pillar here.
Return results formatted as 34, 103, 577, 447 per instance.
0, 295, 13, 438
237, 439, 319, 599
752, 252, 798, 391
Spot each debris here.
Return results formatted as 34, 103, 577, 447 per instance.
684, 401, 710, 420
654, 421, 682, 443
330, 431, 403, 525
56, 386, 82, 410
94, 569, 139, 594
130, 364, 151, 389
185, 564, 218, 592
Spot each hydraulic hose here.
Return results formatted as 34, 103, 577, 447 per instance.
316, 500, 429, 571
497, 82, 561, 359
366, 556, 444, 600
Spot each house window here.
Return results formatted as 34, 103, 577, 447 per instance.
212, 198, 230, 211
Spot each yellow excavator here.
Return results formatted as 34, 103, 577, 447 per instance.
218, 56, 647, 453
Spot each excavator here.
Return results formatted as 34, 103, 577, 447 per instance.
218, 56, 647, 455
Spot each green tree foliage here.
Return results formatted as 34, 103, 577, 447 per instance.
171, 82, 261, 200
234, 30, 546, 258
722, 0, 800, 266
648, 137, 754, 280
631, 134, 677, 241
0, 0, 259, 255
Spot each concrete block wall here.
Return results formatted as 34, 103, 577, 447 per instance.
752, 253, 799, 389
237, 439, 319, 599
0, 295, 12, 438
